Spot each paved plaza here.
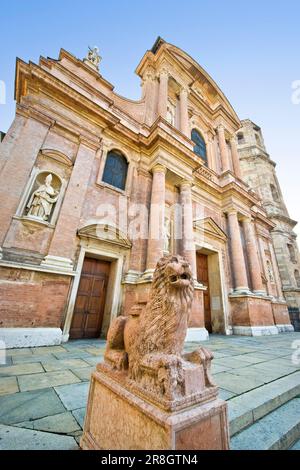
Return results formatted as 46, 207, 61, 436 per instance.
0, 332, 299, 450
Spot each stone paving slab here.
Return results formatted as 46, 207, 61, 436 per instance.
225, 365, 292, 384
0, 388, 66, 424
72, 407, 86, 428
214, 357, 251, 369
71, 366, 94, 381
31, 346, 67, 355
218, 389, 237, 401
211, 364, 233, 374
214, 371, 266, 394
0, 424, 78, 450
11, 354, 57, 365
0, 376, 18, 395
18, 370, 81, 392
290, 439, 300, 450
54, 382, 90, 411
228, 353, 280, 364
15, 411, 81, 434
52, 351, 92, 360
251, 361, 297, 376
83, 347, 106, 355
5, 348, 33, 357
0, 362, 44, 377
41, 358, 90, 372
83, 355, 103, 366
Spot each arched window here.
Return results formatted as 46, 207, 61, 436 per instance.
270, 184, 280, 202
237, 132, 245, 144
295, 270, 300, 288
102, 150, 128, 191
288, 244, 297, 263
255, 133, 261, 146
191, 129, 207, 165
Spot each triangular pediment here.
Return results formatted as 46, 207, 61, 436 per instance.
193, 217, 227, 241
78, 222, 132, 248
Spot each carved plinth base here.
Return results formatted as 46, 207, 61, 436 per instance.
81, 369, 229, 450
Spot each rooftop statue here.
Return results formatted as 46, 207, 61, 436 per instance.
83, 46, 101, 71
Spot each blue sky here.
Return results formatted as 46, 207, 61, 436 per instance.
1, 0, 300, 235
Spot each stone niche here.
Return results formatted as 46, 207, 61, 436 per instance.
24, 171, 62, 224
81, 255, 229, 450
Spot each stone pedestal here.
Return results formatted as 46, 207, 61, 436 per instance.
229, 294, 279, 336
81, 368, 229, 450
272, 301, 294, 332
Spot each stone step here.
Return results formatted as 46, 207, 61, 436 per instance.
228, 371, 300, 436
290, 439, 300, 450
230, 398, 300, 450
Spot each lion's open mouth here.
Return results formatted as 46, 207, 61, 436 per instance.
169, 272, 191, 287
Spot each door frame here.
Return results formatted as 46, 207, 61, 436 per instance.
195, 242, 229, 334
62, 243, 124, 342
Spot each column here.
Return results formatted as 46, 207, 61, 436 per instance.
217, 125, 230, 173
230, 135, 242, 179
142, 69, 157, 126
157, 69, 168, 120
145, 164, 166, 271
180, 180, 197, 279
207, 134, 217, 172
242, 218, 265, 294
258, 237, 270, 295
227, 210, 250, 292
179, 87, 190, 137
269, 240, 285, 300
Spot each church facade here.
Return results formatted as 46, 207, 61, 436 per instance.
0, 38, 293, 348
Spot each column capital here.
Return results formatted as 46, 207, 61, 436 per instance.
240, 215, 253, 223
226, 208, 238, 216
180, 86, 190, 97
158, 68, 169, 79
151, 163, 167, 174
216, 123, 225, 132
230, 134, 237, 143
180, 178, 193, 189
142, 68, 156, 83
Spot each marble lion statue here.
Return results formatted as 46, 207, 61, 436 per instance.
104, 255, 214, 398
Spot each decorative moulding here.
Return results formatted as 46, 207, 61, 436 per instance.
13, 215, 55, 229
41, 255, 74, 272
40, 148, 73, 167
78, 223, 132, 249
193, 217, 227, 242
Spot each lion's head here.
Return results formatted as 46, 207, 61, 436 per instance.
151, 255, 194, 301
137, 255, 194, 358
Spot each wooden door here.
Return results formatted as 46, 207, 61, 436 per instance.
196, 253, 212, 333
70, 258, 110, 339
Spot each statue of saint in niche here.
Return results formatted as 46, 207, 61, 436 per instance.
27, 174, 59, 221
